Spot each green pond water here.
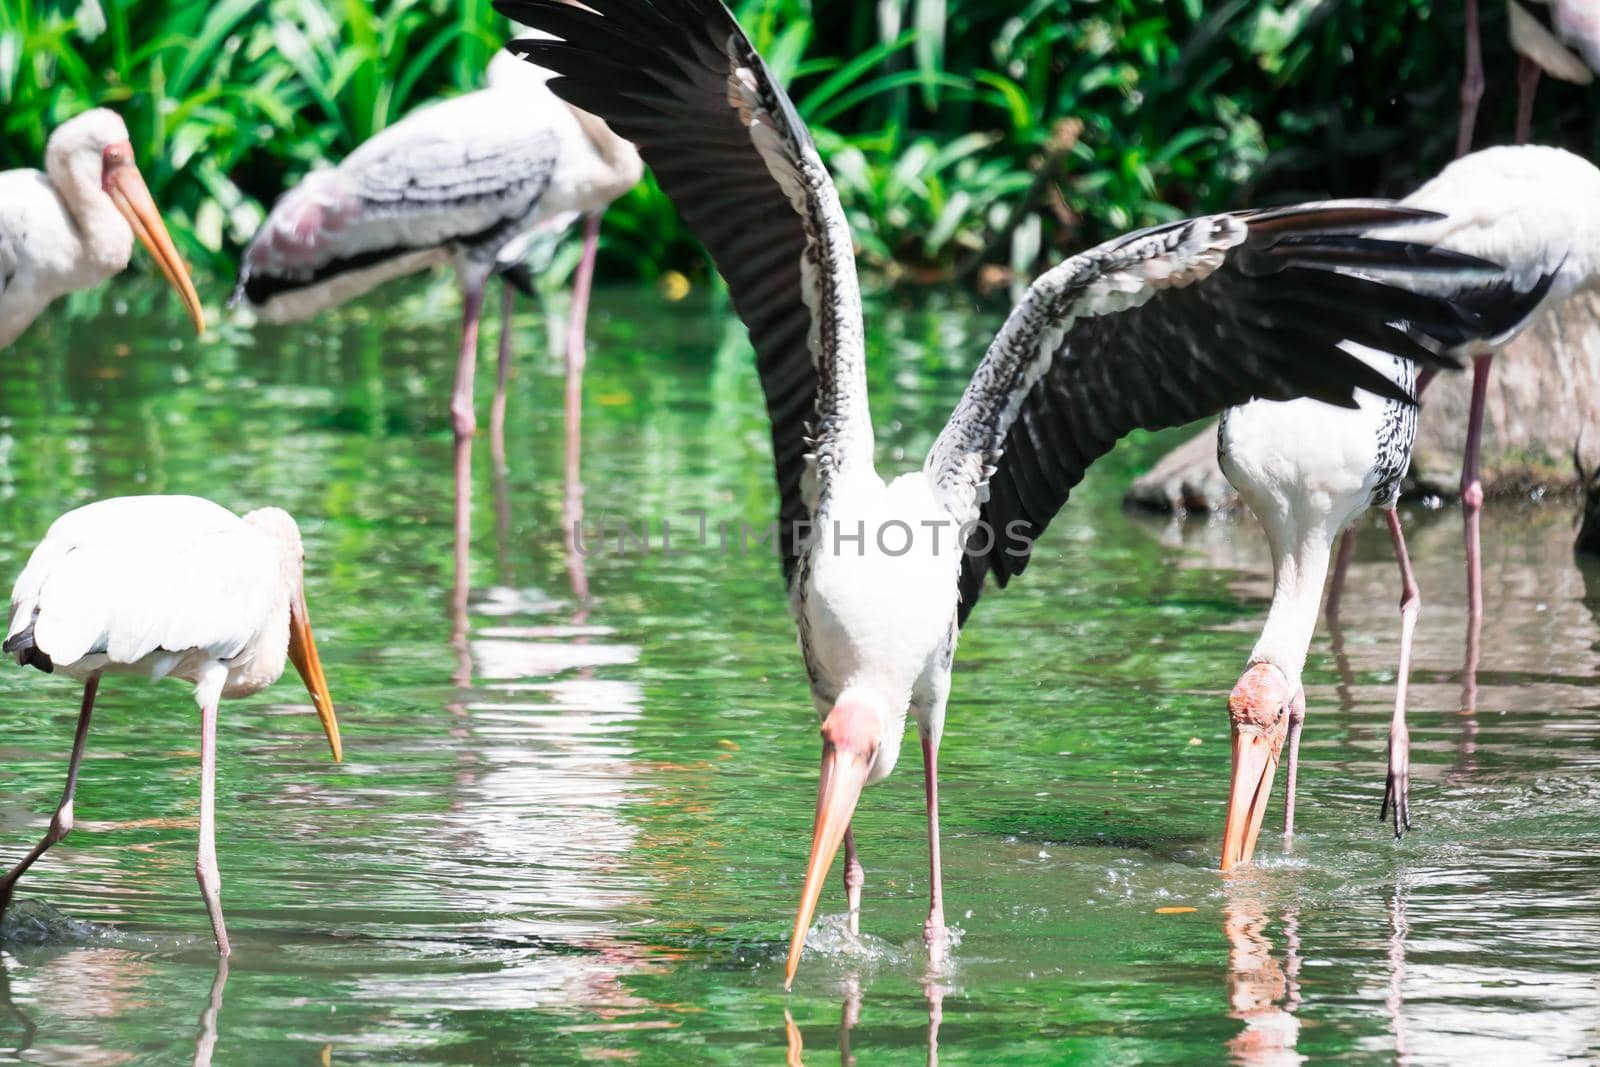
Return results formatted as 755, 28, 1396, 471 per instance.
1, 278, 1598, 1064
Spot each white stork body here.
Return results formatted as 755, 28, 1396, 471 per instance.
1216, 144, 1592, 868
1, 495, 341, 955
0, 109, 204, 348
1219, 350, 1423, 859
502, 0, 1547, 988
235, 49, 641, 586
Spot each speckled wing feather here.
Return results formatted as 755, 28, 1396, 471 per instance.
233, 87, 563, 318
497, 0, 871, 587
928, 202, 1536, 626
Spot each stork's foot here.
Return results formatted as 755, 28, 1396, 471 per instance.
1380, 727, 1412, 840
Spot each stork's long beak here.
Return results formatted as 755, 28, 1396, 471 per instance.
783, 736, 872, 991
1220, 724, 1282, 871
287, 589, 341, 762
102, 144, 206, 335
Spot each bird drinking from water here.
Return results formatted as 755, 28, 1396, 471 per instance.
1, 496, 341, 956
498, 0, 1546, 987
0, 108, 205, 348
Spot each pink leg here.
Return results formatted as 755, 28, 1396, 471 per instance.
451, 275, 489, 633
489, 282, 516, 475
1281, 686, 1306, 838
0, 676, 98, 917
1325, 527, 1359, 626
1457, 0, 1484, 157
193, 958, 229, 1067
1462, 354, 1492, 668
1380, 508, 1421, 837
563, 214, 602, 603
841, 826, 863, 936
921, 731, 947, 962
1514, 55, 1541, 143
196, 699, 230, 956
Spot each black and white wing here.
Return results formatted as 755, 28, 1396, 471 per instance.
233, 74, 563, 322
926, 202, 1550, 624
495, 0, 872, 586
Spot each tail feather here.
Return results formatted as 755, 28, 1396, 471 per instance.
3, 614, 54, 673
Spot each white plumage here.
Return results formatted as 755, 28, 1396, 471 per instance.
0, 109, 205, 348
1, 495, 340, 956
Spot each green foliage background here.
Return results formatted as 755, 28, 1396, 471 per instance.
2, 0, 1596, 284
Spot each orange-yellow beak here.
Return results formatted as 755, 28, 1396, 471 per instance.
287, 589, 341, 762
1220, 722, 1284, 871
102, 142, 205, 335
784, 700, 880, 991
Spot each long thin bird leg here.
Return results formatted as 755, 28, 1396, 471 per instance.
195, 699, 230, 956
1325, 527, 1359, 627
490, 281, 516, 475
192, 957, 229, 1067
563, 213, 602, 603
1462, 354, 1492, 677
451, 275, 488, 656
1281, 686, 1306, 838
921, 731, 947, 963
1381, 507, 1421, 838
1458, 0, 1485, 157
1514, 55, 1542, 143
841, 826, 863, 936
0, 675, 99, 917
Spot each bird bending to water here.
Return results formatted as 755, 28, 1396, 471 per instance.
1220, 145, 1589, 868
1, 496, 341, 955
0, 108, 205, 348
1459, 0, 1600, 152
233, 48, 641, 594
498, 0, 1539, 987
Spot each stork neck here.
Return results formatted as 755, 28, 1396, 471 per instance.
44, 147, 130, 275
1247, 527, 1336, 685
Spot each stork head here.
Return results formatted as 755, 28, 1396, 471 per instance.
245, 507, 341, 763
45, 108, 204, 335
1220, 662, 1296, 871
783, 686, 899, 989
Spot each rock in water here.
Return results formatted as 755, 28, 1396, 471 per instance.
1124, 293, 1600, 513
0, 899, 101, 946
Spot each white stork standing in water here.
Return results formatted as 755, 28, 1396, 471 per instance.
1219, 144, 1594, 869
498, 0, 1542, 987
0, 108, 205, 348
233, 48, 641, 593
1459, 0, 1600, 152
0, 496, 342, 956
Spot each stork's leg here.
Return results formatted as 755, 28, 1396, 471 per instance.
192, 957, 229, 1067
0, 675, 99, 917
1325, 527, 1359, 626
1457, 0, 1484, 157
1381, 507, 1420, 838
1514, 56, 1542, 143
1462, 354, 1492, 662
1281, 686, 1306, 838
195, 698, 230, 956
841, 826, 863, 936
562, 214, 602, 603
920, 731, 948, 962
451, 275, 489, 624
489, 281, 516, 475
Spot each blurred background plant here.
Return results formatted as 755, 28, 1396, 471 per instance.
2, 0, 1596, 285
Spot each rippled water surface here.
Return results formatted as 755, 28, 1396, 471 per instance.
1, 280, 1597, 1064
